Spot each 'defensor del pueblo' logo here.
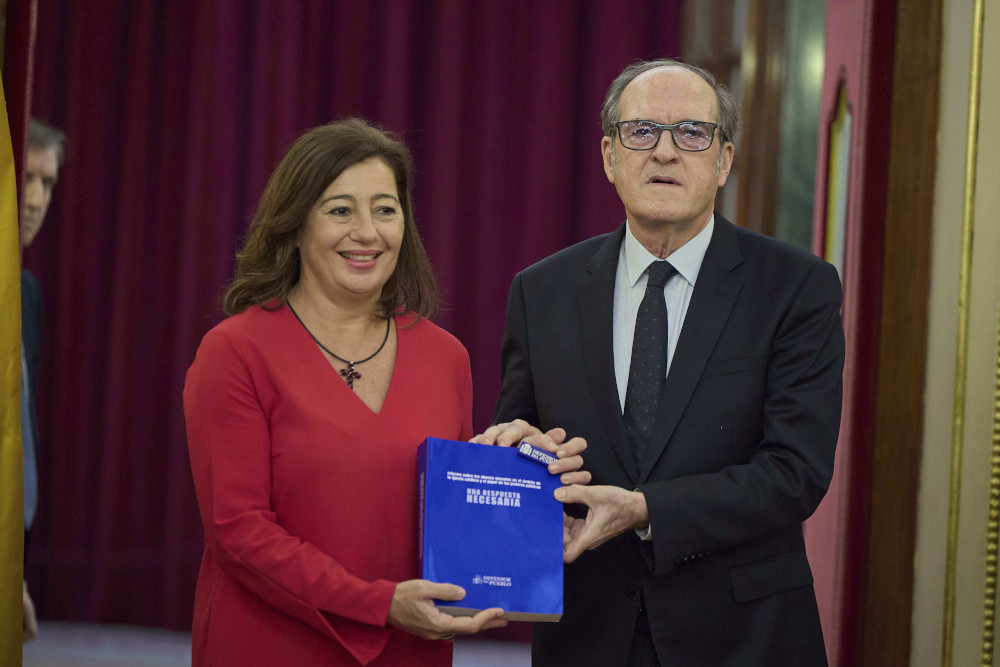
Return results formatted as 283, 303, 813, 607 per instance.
472, 575, 513, 587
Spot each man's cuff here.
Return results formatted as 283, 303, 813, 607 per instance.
632, 488, 652, 541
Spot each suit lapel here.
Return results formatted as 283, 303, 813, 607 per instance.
577, 225, 639, 482
638, 216, 745, 483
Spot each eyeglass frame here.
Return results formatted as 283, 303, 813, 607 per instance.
613, 119, 726, 153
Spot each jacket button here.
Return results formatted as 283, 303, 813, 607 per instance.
624, 584, 637, 599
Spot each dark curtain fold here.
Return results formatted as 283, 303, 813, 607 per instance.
23, 0, 680, 630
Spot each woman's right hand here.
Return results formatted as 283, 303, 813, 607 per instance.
386, 579, 507, 640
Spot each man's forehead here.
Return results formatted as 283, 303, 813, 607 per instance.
27, 146, 59, 175
621, 66, 718, 119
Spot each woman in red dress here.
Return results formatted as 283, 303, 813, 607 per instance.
183, 119, 508, 665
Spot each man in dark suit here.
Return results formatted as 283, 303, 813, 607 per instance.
476, 59, 844, 665
20, 117, 65, 642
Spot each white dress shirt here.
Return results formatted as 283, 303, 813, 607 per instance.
613, 216, 714, 409
612, 215, 714, 540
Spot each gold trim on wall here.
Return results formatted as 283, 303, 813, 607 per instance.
943, 0, 984, 664
824, 84, 851, 274
984, 308, 1000, 664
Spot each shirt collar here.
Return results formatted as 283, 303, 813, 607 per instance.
623, 215, 715, 288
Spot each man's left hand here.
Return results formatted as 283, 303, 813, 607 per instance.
555, 485, 649, 563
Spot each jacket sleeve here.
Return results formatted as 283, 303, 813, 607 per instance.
641, 260, 845, 576
183, 327, 396, 665
492, 272, 541, 427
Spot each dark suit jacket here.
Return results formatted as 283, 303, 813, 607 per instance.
493, 215, 844, 666
21, 269, 42, 546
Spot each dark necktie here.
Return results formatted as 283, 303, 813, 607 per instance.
624, 260, 676, 471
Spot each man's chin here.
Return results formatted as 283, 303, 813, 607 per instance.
19, 226, 39, 248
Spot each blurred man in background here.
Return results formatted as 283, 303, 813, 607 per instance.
20, 117, 65, 642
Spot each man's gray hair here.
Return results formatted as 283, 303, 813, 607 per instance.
28, 117, 66, 167
600, 58, 742, 148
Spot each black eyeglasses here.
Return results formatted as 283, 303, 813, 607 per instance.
614, 119, 722, 152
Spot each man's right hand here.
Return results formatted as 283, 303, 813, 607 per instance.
469, 419, 542, 448
471, 423, 591, 487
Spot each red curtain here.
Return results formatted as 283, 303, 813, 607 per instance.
23, 0, 680, 630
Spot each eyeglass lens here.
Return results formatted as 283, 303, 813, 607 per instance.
618, 121, 715, 151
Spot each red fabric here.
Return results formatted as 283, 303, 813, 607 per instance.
21, 0, 680, 630
2, 0, 36, 202
183, 306, 471, 666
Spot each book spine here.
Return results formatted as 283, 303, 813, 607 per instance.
417, 441, 428, 572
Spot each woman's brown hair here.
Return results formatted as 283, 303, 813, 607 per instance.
223, 118, 438, 319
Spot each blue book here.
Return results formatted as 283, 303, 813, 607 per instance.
417, 437, 563, 622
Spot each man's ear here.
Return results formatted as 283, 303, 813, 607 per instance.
716, 141, 735, 186
601, 135, 616, 184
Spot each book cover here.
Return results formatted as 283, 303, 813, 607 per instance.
417, 437, 563, 622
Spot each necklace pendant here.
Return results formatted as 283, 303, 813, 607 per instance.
340, 363, 362, 390
285, 304, 390, 392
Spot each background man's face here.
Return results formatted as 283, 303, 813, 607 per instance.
20, 146, 60, 248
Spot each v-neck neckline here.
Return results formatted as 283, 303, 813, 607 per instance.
284, 305, 401, 416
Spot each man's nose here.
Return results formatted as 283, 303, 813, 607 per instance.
651, 131, 680, 162
23, 178, 44, 210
